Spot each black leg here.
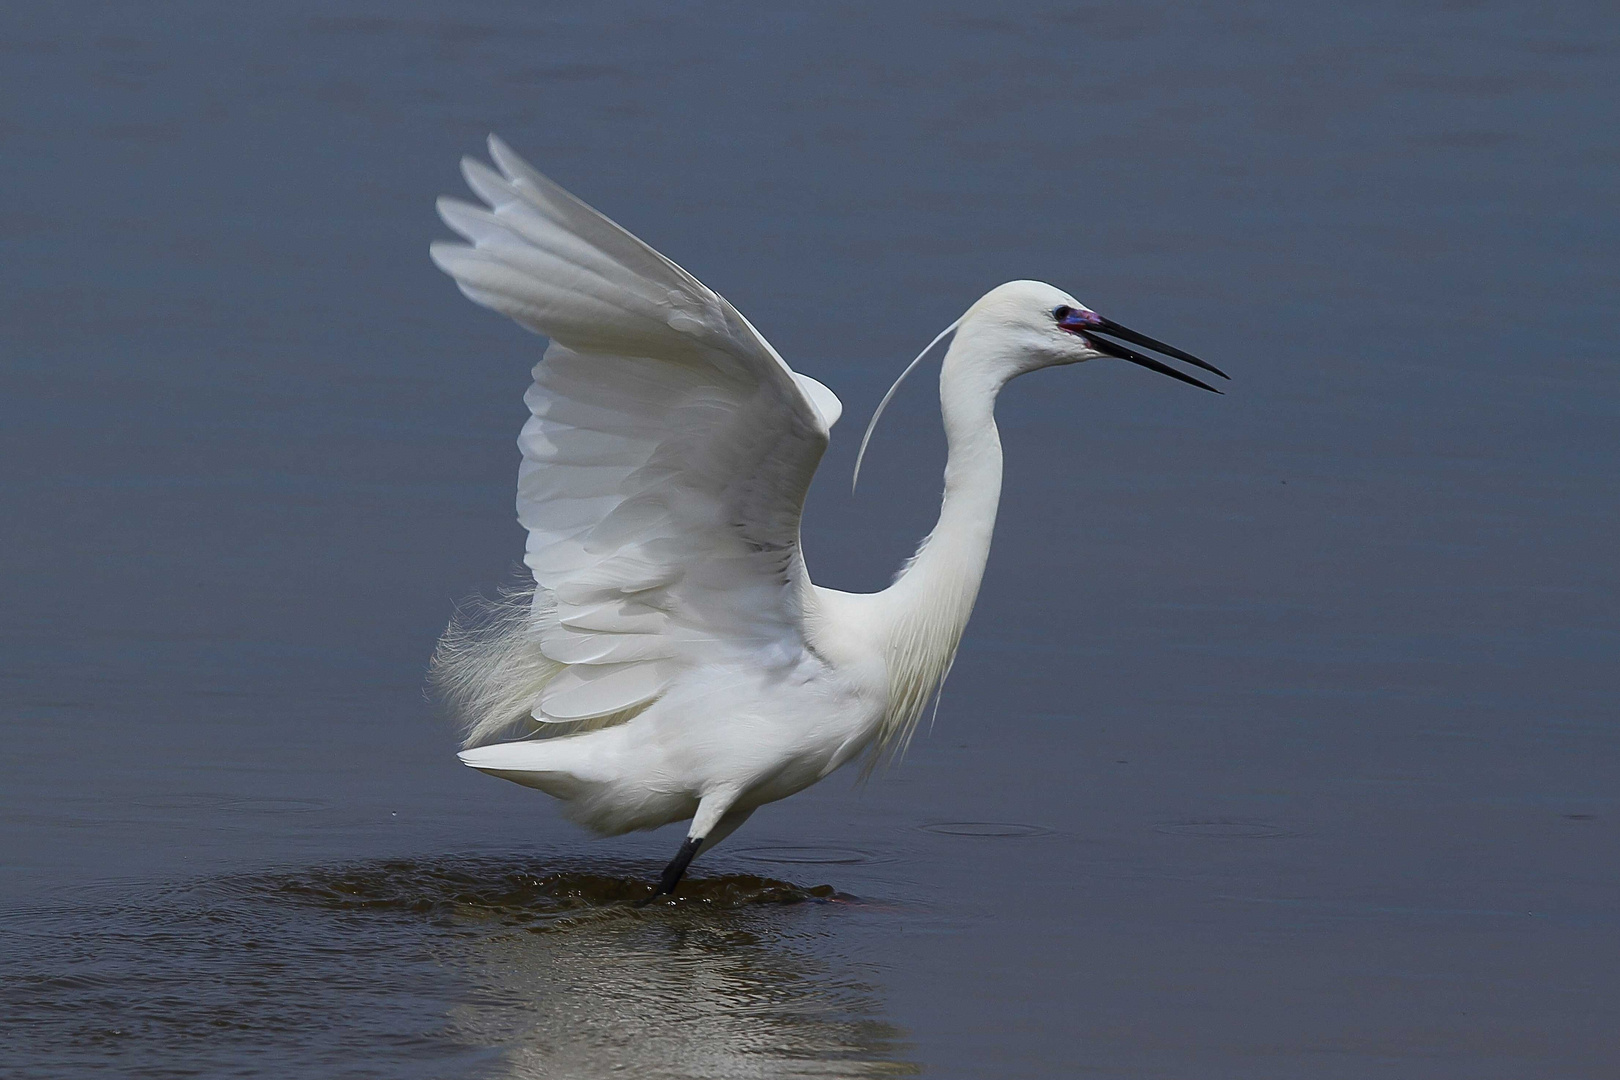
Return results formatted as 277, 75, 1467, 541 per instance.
639, 835, 703, 905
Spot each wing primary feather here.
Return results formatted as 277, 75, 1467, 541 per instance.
433, 140, 838, 735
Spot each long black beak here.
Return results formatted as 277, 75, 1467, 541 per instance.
1061, 311, 1228, 394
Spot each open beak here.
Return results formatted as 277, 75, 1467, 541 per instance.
1059, 310, 1229, 394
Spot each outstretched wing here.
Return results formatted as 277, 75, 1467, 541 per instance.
431, 137, 842, 740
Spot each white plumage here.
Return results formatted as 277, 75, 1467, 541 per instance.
430, 137, 1223, 892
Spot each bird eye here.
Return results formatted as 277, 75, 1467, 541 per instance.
1052, 305, 1072, 321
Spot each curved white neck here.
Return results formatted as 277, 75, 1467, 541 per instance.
869, 330, 1010, 753
894, 349, 1005, 604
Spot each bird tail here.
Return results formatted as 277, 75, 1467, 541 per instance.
456, 739, 591, 801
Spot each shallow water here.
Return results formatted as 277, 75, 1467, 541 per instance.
2, 1, 1618, 1077
3, 859, 898, 1079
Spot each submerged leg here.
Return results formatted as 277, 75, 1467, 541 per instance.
651, 836, 703, 899
639, 791, 749, 904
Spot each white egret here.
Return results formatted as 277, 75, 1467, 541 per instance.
431, 137, 1226, 898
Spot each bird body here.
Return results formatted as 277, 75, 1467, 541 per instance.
432, 138, 1223, 893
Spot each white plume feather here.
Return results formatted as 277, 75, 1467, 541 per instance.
851, 318, 960, 492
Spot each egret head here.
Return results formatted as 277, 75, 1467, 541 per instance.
853, 280, 1227, 489
963, 280, 1227, 392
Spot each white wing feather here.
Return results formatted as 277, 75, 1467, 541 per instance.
431, 137, 841, 743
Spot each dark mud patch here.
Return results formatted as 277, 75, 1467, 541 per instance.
260, 856, 852, 925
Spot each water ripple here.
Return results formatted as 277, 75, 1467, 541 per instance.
0, 856, 910, 1079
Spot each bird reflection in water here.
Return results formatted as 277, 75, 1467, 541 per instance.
299, 858, 919, 1079
0, 858, 914, 1077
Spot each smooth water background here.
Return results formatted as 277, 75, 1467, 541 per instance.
2, 2, 1617, 1077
